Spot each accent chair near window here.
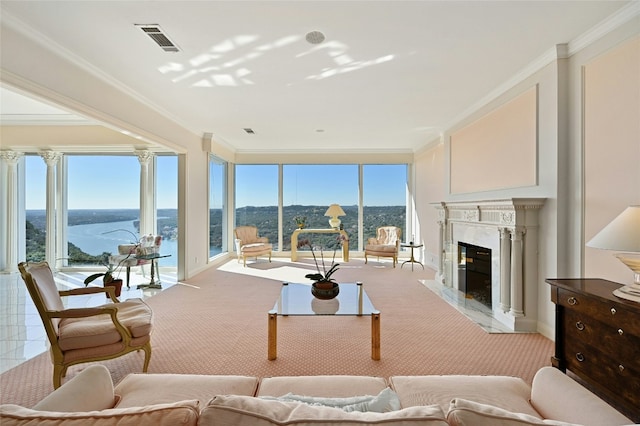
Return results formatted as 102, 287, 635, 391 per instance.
234, 226, 272, 267
365, 226, 402, 268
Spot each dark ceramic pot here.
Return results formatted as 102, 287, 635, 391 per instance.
311, 281, 340, 300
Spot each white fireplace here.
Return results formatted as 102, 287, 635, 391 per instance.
434, 199, 545, 332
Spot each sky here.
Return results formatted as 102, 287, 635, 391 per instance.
25, 156, 406, 210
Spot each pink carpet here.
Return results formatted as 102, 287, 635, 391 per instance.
0, 258, 553, 407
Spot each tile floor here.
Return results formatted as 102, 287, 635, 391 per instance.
0, 266, 177, 375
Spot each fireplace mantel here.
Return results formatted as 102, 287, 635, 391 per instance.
434, 199, 545, 332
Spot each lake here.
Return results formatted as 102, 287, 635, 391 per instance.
67, 220, 222, 267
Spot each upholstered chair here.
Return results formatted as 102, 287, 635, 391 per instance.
109, 235, 162, 288
18, 261, 153, 389
364, 226, 402, 267
234, 226, 272, 267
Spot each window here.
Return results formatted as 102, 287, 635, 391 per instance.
66, 155, 140, 266
209, 156, 227, 258
24, 155, 47, 262
283, 165, 358, 251
363, 164, 407, 243
157, 155, 178, 266
235, 165, 278, 249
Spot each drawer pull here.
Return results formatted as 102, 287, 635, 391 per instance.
618, 328, 624, 335
567, 297, 578, 306
618, 365, 625, 373
610, 307, 616, 315
575, 321, 585, 331
575, 353, 585, 362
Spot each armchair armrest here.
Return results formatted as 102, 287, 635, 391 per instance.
257, 237, 269, 243
367, 237, 378, 245
60, 286, 120, 302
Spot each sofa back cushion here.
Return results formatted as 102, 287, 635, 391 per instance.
0, 400, 199, 426
199, 395, 448, 426
257, 375, 388, 398
115, 374, 258, 408
389, 375, 540, 417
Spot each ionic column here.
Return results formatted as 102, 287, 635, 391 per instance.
40, 151, 62, 267
509, 227, 525, 317
0, 151, 24, 273
499, 227, 511, 312
135, 150, 155, 236
437, 219, 445, 282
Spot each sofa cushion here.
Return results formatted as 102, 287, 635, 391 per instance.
33, 365, 116, 412
0, 400, 199, 426
446, 398, 582, 426
257, 375, 388, 398
199, 395, 448, 425
260, 387, 401, 412
115, 374, 258, 408
530, 367, 632, 426
389, 375, 540, 417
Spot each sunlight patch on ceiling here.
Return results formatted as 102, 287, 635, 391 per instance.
158, 33, 395, 88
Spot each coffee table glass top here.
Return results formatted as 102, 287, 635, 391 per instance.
272, 283, 376, 316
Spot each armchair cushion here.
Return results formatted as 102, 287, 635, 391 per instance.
58, 299, 153, 351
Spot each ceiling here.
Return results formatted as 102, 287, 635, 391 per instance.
0, 1, 633, 154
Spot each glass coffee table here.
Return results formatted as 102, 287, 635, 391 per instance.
268, 282, 380, 361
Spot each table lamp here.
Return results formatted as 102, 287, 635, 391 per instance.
587, 205, 640, 301
324, 204, 346, 229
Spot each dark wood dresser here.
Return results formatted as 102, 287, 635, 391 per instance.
547, 278, 640, 422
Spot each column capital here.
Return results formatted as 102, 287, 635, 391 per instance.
40, 150, 62, 166
135, 149, 154, 165
1, 151, 24, 164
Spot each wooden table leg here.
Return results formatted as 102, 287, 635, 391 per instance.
371, 310, 380, 360
268, 311, 277, 360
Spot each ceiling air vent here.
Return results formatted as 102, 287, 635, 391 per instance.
243, 128, 255, 134
135, 24, 181, 52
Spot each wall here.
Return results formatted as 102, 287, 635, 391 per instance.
414, 142, 445, 270
583, 34, 640, 284
414, 17, 640, 338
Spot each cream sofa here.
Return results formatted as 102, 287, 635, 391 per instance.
0, 365, 633, 425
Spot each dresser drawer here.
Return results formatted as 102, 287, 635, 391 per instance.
563, 336, 640, 411
557, 288, 640, 335
563, 309, 640, 371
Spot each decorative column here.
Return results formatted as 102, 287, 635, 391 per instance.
499, 227, 511, 312
135, 150, 155, 236
435, 202, 447, 284
40, 151, 62, 267
0, 151, 24, 273
509, 227, 525, 317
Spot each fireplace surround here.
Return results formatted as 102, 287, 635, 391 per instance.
434, 199, 545, 332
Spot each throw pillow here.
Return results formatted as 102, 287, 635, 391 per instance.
446, 398, 584, 426
260, 387, 401, 412
200, 394, 448, 426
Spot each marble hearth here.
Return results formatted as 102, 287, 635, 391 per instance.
434, 199, 545, 332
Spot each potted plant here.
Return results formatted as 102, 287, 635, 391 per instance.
297, 234, 347, 299
83, 256, 126, 297
293, 215, 307, 229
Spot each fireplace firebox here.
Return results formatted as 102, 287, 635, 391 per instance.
458, 242, 492, 308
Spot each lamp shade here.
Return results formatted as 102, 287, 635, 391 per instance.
324, 204, 346, 217
587, 206, 640, 252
